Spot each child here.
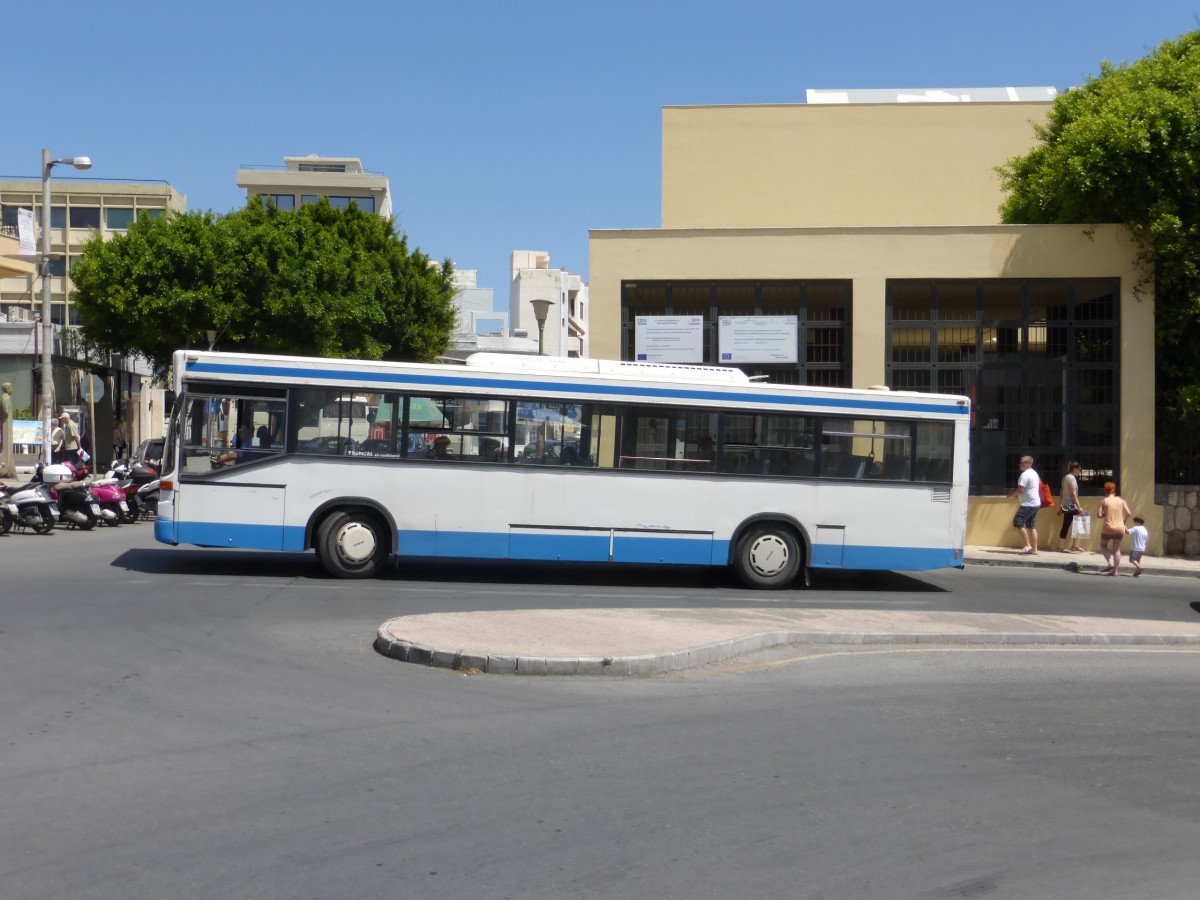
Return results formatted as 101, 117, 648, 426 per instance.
1129, 515, 1149, 577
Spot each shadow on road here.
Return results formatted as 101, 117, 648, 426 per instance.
110, 547, 948, 595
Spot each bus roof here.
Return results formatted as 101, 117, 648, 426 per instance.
463, 352, 752, 384
176, 350, 970, 417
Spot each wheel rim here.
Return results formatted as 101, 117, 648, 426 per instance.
334, 521, 377, 566
747, 533, 791, 578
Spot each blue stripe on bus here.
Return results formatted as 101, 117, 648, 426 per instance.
184, 360, 968, 416
169, 520, 297, 551
811, 543, 963, 571
507, 532, 611, 562
161, 519, 960, 572
401, 530, 723, 565
154, 517, 174, 544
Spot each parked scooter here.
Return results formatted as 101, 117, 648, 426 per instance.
2, 476, 61, 534
82, 464, 128, 526
130, 457, 160, 519
136, 477, 160, 519
39, 463, 103, 530
103, 461, 142, 523
0, 484, 17, 534
90, 478, 128, 526
63, 460, 123, 526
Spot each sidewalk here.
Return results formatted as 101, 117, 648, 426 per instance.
375, 545, 1200, 676
964, 543, 1200, 578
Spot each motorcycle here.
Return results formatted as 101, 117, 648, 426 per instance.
136, 477, 160, 519
116, 458, 162, 520
123, 456, 160, 520
39, 463, 103, 530
62, 460, 123, 527
89, 476, 128, 526
105, 461, 143, 523
0, 484, 17, 534
2, 477, 60, 534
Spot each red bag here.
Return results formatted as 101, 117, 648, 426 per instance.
1039, 481, 1053, 508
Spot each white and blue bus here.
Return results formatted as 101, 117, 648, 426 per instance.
156, 349, 970, 589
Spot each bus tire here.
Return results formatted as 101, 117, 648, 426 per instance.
318, 511, 388, 579
734, 524, 802, 589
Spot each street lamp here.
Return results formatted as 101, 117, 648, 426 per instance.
40, 148, 92, 465
530, 299, 553, 356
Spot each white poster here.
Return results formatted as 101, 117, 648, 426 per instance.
718, 315, 799, 364
17, 208, 36, 257
634, 315, 704, 363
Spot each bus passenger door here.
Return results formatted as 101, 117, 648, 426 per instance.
813, 525, 845, 568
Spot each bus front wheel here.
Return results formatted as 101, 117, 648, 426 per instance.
734, 524, 802, 589
318, 511, 389, 579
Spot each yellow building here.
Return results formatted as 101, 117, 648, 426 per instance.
0, 177, 186, 455
589, 91, 1158, 552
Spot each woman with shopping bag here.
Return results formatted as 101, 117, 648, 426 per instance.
1057, 460, 1085, 552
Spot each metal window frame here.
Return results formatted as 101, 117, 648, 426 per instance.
885, 278, 1120, 496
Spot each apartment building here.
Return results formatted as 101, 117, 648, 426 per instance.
0, 178, 186, 325
235, 155, 391, 216
510, 251, 589, 358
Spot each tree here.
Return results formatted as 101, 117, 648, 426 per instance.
997, 30, 1200, 421
70, 199, 456, 373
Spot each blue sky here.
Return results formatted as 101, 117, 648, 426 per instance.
3, 1, 1197, 310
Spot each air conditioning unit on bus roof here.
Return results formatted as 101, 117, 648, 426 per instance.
464, 352, 750, 383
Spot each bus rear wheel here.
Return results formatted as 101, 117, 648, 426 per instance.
734, 524, 802, 589
317, 511, 389, 579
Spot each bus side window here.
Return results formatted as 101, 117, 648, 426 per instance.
182, 394, 285, 473
883, 455, 910, 480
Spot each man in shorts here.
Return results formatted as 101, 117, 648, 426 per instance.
1007, 454, 1041, 555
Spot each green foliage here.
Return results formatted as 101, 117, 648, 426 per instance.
997, 31, 1200, 417
70, 199, 456, 373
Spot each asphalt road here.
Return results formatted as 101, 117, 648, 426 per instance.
3, 525, 1200, 899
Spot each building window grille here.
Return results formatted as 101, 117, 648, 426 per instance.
886, 278, 1119, 497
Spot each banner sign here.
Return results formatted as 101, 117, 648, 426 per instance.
17, 208, 36, 257
634, 315, 704, 363
718, 315, 799, 364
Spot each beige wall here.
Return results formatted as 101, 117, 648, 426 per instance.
662, 103, 1051, 230
0, 233, 36, 278
589, 223, 1160, 552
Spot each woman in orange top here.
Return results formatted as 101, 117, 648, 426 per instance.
1097, 481, 1132, 576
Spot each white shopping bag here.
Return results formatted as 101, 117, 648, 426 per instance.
1072, 514, 1092, 539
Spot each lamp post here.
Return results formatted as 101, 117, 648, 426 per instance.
40, 148, 92, 465
530, 299, 553, 356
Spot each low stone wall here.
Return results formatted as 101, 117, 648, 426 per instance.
1158, 485, 1200, 556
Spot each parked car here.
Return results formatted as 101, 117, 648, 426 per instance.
131, 438, 164, 467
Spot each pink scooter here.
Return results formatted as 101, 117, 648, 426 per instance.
62, 460, 125, 527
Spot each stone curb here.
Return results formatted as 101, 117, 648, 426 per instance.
373, 628, 1200, 677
